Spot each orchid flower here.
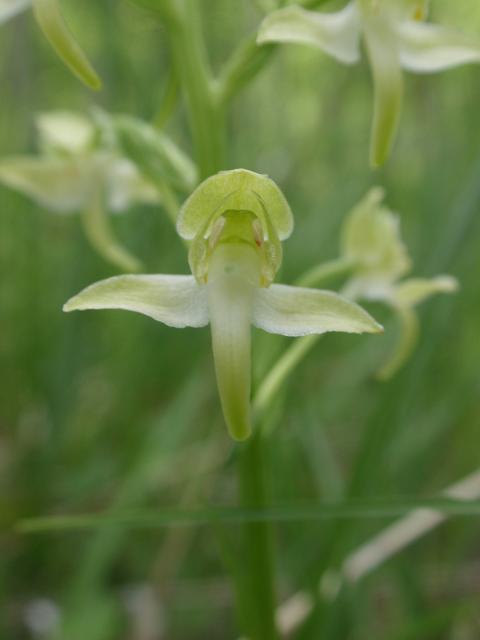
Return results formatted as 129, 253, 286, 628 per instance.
257, 0, 480, 166
0, 110, 196, 271
0, 0, 101, 89
63, 169, 382, 440
341, 187, 458, 378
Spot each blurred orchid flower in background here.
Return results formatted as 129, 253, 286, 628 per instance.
341, 186, 458, 378
257, 0, 480, 166
0, 0, 101, 89
0, 110, 196, 271
63, 169, 382, 441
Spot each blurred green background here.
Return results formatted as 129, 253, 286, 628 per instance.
2, 1, 480, 638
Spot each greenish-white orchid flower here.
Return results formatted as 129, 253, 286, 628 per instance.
63, 169, 382, 441
341, 187, 458, 378
0, 0, 100, 89
257, 0, 480, 166
0, 111, 196, 271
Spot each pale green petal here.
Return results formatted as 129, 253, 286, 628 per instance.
397, 21, 480, 73
105, 158, 161, 212
36, 111, 95, 155
177, 169, 293, 241
252, 284, 383, 337
81, 190, 143, 272
0, 156, 90, 211
341, 187, 411, 289
364, 20, 404, 167
207, 244, 260, 441
395, 275, 458, 307
0, 0, 31, 23
64, 274, 208, 328
114, 115, 198, 193
257, 2, 361, 65
32, 0, 101, 90
376, 305, 418, 380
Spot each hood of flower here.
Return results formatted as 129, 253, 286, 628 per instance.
189, 209, 280, 287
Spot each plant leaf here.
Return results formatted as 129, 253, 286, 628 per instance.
32, 0, 101, 90
257, 2, 361, 65
252, 284, 383, 337
64, 274, 209, 328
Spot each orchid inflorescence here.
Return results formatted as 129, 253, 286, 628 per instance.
63, 170, 382, 440
258, 0, 480, 165
0, 0, 469, 441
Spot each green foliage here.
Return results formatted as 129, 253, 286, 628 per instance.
1, 1, 480, 640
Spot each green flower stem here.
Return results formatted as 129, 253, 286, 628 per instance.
167, 0, 226, 178
295, 256, 356, 288
238, 429, 278, 640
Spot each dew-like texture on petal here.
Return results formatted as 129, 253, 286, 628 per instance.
36, 111, 95, 155
341, 187, 411, 289
395, 275, 458, 307
0, 157, 91, 212
252, 284, 382, 337
0, 0, 31, 23
177, 169, 293, 241
364, 19, 404, 166
257, 2, 361, 65
32, 0, 101, 90
396, 21, 480, 72
63, 274, 209, 328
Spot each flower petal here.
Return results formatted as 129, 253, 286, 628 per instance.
257, 2, 361, 65
207, 244, 261, 441
376, 305, 418, 380
394, 275, 458, 307
341, 187, 411, 294
105, 158, 161, 212
252, 284, 383, 337
364, 21, 404, 167
177, 168, 293, 242
0, 0, 31, 23
32, 0, 101, 90
0, 156, 90, 211
396, 21, 480, 73
81, 189, 143, 272
36, 111, 95, 155
63, 274, 209, 328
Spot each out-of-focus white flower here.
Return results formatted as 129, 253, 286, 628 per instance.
258, 0, 480, 166
341, 187, 458, 377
